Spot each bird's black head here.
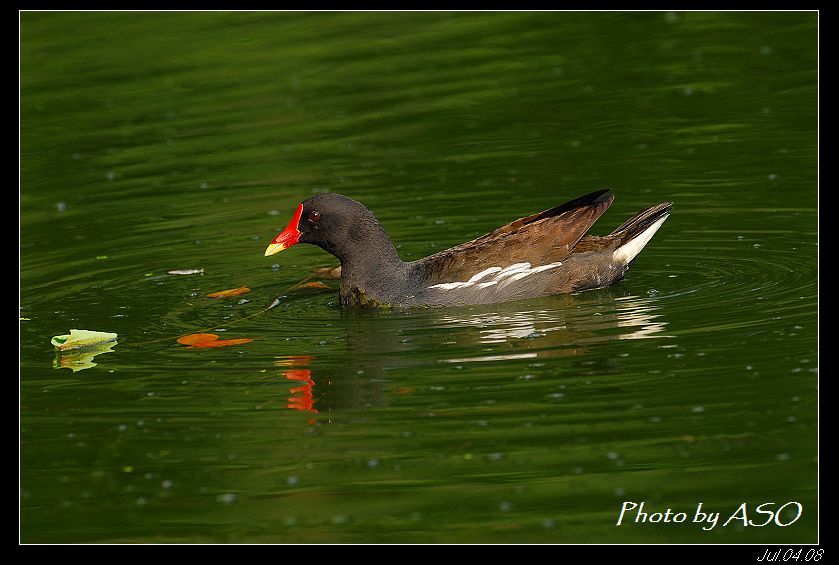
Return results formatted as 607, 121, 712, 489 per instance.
264, 193, 398, 266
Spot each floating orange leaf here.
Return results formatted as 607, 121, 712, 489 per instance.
177, 332, 253, 349
301, 281, 330, 289
313, 266, 341, 279
206, 286, 251, 298
188, 338, 254, 349
177, 333, 220, 345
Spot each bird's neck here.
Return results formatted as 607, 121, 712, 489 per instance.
328, 221, 409, 303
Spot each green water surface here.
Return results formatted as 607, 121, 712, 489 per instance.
20, 11, 818, 543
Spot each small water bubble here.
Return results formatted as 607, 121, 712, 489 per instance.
518, 374, 535, 381
199, 182, 209, 189
162, 480, 173, 489
776, 453, 791, 461
488, 452, 504, 461
135, 497, 148, 506
647, 288, 659, 295
55, 201, 67, 212
737, 235, 744, 240
664, 11, 678, 23
548, 392, 565, 400
271, 263, 281, 271
606, 451, 620, 460
118, 424, 128, 432
106, 171, 118, 181
367, 458, 379, 468
692, 406, 705, 413
753, 243, 760, 249
499, 501, 512, 512
768, 173, 778, 181
287, 475, 299, 486
683, 86, 694, 96
217, 493, 236, 504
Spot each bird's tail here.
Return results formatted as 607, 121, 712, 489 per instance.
611, 202, 673, 265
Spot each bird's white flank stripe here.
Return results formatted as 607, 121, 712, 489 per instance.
429, 262, 563, 292
613, 215, 669, 265
467, 267, 502, 283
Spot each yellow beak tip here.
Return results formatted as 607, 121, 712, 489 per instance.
264, 243, 285, 257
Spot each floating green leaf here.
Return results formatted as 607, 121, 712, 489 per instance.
51, 329, 118, 351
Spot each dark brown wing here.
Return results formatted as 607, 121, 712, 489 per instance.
415, 189, 615, 285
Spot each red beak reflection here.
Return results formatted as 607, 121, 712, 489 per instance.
276, 355, 318, 414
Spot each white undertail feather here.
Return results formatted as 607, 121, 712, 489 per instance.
613, 214, 669, 265
430, 261, 563, 292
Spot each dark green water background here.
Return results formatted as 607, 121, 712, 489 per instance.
20, 11, 817, 543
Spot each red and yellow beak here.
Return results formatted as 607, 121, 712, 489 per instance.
264, 204, 303, 257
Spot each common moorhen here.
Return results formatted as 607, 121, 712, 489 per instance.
265, 190, 671, 307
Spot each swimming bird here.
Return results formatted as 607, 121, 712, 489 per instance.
264, 190, 671, 307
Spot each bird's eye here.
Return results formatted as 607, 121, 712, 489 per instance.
308, 210, 320, 223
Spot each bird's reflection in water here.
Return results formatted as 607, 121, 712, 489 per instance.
273, 288, 671, 415
431, 290, 671, 363
275, 355, 318, 415
613, 294, 670, 340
